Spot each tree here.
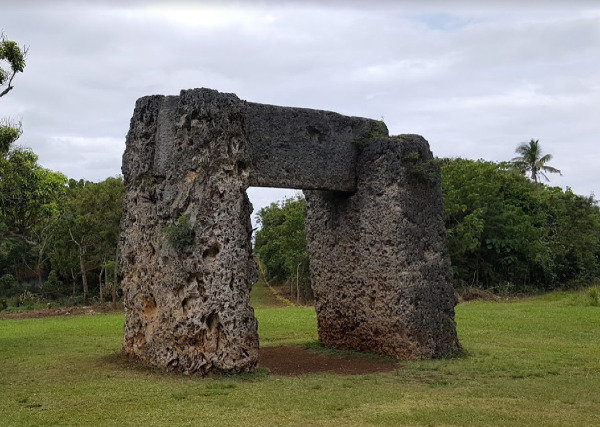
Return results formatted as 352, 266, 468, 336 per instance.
441, 158, 600, 291
0, 148, 67, 284
0, 32, 27, 153
254, 195, 311, 302
511, 139, 561, 183
0, 118, 21, 155
539, 187, 600, 283
441, 158, 551, 290
91, 177, 124, 305
0, 32, 26, 99
50, 178, 124, 303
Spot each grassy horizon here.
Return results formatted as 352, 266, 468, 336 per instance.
0, 288, 599, 426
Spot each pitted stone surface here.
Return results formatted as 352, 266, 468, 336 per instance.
245, 103, 383, 191
305, 135, 461, 359
120, 88, 460, 375
120, 90, 258, 375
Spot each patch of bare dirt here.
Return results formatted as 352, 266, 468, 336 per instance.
259, 345, 401, 376
0, 305, 123, 320
457, 287, 500, 302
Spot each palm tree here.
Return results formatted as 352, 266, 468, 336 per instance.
511, 139, 561, 183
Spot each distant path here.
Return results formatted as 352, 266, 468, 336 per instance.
251, 280, 290, 308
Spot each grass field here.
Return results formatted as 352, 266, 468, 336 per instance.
0, 286, 599, 426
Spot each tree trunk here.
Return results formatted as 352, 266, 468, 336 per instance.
79, 248, 88, 304
112, 245, 118, 308
296, 263, 300, 304
36, 244, 46, 289
71, 268, 77, 296
98, 262, 105, 304
68, 228, 88, 304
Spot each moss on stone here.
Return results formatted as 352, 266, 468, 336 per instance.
163, 215, 195, 251
402, 150, 439, 185
353, 120, 389, 149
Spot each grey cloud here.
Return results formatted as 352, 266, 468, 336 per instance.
1, 1, 598, 204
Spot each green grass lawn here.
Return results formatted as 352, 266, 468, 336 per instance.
0, 289, 599, 426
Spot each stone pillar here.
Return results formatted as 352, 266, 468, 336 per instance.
120, 89, 259, 375
305, 135, 461, 359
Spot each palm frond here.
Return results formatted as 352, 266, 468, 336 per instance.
514, 144, 531, 157
538, 170, 557, 182
541, 165, 561, 175
511, 139, 560, 183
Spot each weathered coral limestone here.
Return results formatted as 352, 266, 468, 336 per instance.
305, 136, 460, 359
120, 88, 461, 375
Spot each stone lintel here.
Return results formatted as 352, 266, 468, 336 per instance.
245, 102, 387, 192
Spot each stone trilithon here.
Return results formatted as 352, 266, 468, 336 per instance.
119, 88, 461, 375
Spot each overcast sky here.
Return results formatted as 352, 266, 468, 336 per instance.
1, 0, 599, 218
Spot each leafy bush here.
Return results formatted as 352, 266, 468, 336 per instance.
41, 270, 64, 295
441, 158, 600, 291
586, 286, 599, 307
64, 295, 85, 306
0, 273, 17, 296
16, 290, 37, 308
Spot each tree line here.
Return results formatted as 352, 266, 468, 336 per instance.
0, 149, 124, 306
255, 153, 600, 296
3, 31, 598, 307
442, 157, 598, 292
1, 32, 123, 308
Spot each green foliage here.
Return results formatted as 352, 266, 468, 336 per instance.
511, 139, 561, 183
49, 177, 124, 301
0, 36, 26, 76
252, 158, 600, 295
0, 33, 26, 93
0, 119, 21, 154
0, 148, 67, 237
103, 260, 116, 273
585, 286, 599, 307
1, 33, 27, 152
41, 270, 64, 294
0, 239, 33, 286
442, 158, 600, 291
164, 215, 195, 251
254, 195, 311, 300
0, 148, 67, 294
0, 273, 16, 297
0, 144, 124, 303
442, 158, 545, 289
15, 290, 37, 308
